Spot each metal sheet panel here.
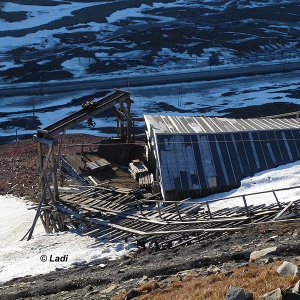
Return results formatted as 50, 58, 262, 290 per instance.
257, 131, 274, 169
208, 134, 228, 187
265, 131, 284, 165
251, 131, 268, 170
147, 115, 300, 201
291, 130, 300, 158
191, 135, 206, 189
233, 132, 251, 176
224, 133, 243, 182
275, 131, 290, 163
240, 132, 257, 174
281, 131, 293, 161
285, 130, 299, 160
144, 115, 300, 135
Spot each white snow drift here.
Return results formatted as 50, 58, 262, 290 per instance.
199, 160, 300, 211
0, 195, 136, 283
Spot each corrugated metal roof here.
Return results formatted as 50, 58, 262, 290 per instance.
144, 115, 300, 134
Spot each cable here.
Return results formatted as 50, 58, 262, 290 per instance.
59, 136, 300, 147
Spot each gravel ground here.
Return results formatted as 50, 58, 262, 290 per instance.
0, 222, 299, 300
0, 134, 103, 199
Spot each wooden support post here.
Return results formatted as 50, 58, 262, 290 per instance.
57, 129, 66, 187
45, 211, 50, 233
175, 202, 183, 221
116, 117, 120, 137
126, 99, 132, 143
242, 195, 250, 216
38, 147, 52, 188
158, 201, 162, 219
135, 199, 145, 216
38, 143, 45, 190
206, 201, 212, 218
119, 100, 126, 141
42, 168, 55, 204
51, 144, 59, 202
120, 120, 125, 140
27, 171, 52, 240
272, 190, 282, 208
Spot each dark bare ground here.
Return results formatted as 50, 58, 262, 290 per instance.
0, 222, 299, 300
221, 102, 300, 118
0, 134, 104, 199
1, 1, 300, 83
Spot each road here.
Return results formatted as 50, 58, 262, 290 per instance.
0, 60, 300, 97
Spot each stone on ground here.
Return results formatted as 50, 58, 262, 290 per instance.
277, 261, 299, 277
207, 265, 221, 274
225, 286, 253, 300
260, 288, 282, 300
101, 284, 117, 294
124, 288, 142, 300
292, 280, 300, 294
249, 247, 278, 262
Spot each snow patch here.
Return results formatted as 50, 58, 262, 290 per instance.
61, 57, 95, 77
0, 2, 98, 31
198, 160, 300, 211
0, 195, 136, 283
106, 4, 175, 23
0, 61, 23, 71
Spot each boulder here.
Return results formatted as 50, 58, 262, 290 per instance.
101, 284, 117, 294
207, 265, 221, 274
123, 289, 142, 300
292, 280, 300, 294
260, 288, 282, 300
225, 286, 253, 300
85, 289, 100, 296
161, 276, 181, 285
250, 247, 278, 262
277, 262, 299, 277
262, 257, 274, 264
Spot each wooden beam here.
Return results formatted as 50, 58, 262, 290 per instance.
51, 144, 59, 201
27, 171, 53, 240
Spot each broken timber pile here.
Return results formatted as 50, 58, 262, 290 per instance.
129, 159, 153, 189
86, 158, 111, 174
52, 186, 300, 251
61, 155, 89, 185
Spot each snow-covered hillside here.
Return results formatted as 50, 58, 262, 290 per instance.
1, 0, 300, 141
0, 0, 299, 84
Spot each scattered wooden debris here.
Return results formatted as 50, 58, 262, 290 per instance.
138, 173, 153, 189
86, 158, 111, 174
129, 159, 153, 188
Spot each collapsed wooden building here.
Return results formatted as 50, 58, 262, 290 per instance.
145, 115, 300, 201
24, 89, 300, 249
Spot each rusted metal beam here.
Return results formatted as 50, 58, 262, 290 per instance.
37, 90, 132, 138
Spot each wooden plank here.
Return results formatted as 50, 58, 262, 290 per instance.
273, 200, 298, 220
